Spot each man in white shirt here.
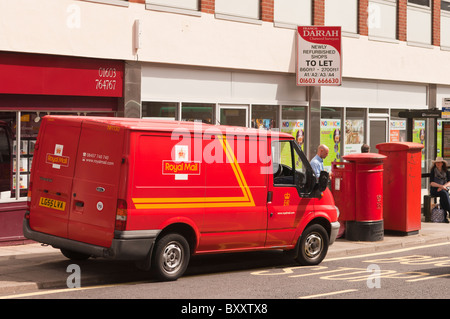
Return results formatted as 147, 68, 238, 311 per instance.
310, 144, 329, 177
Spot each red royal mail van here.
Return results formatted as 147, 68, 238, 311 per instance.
24, 116, 339, 281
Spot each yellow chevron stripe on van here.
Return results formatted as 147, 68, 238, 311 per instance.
132, 135, 255, 209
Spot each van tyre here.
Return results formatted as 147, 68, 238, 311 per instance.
295, 224, 329, 266
151, 233, 190, 281
60, 248, 90, 261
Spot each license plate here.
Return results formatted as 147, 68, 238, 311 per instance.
39, 197, 66, 211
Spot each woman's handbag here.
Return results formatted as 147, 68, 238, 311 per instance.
431, 204, 445, 223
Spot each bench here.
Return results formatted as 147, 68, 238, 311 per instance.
422, 173, 439, 222
423, 194, 438, 222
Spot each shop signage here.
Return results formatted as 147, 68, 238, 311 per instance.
296, 26, 342, 87
442, 98, 450, 119
0, 52, 123, 97
398, 110, 442, 118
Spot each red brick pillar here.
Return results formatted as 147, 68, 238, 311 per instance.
313, 0, 325, 26
201, 0, 215, 14
261, 0, 274, 22
359, 0, 369, 36
398, 0, 407, 41
433, 0, 441, 46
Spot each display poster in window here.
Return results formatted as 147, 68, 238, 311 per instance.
252, 119, 274, 130
320, 119, 341, 172
389, 120, 407, 142
344, 119, 364, 155
437, 120, 443, 157
297, 26, 342, 86
442, 122, 450, 158
412, 120, 426, 167
281, 120, 305, 168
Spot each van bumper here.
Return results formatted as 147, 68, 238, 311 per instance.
329, 221, 340, 245
23, 218, 158, 261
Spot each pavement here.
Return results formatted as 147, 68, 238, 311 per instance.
0, 221, 449, 297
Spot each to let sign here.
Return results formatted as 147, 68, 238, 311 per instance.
297, 26, 342, 86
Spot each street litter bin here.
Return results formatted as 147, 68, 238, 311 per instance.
376, 142, 423, 235
331, 153, 386, 241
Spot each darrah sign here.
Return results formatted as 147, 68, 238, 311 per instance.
297, 26, 342, 87
0, 52, 123, 97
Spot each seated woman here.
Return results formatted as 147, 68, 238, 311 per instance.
430, 157, 450, 223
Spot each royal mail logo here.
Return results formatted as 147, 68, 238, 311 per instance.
46, 144, 69, 169
162, 161, 200, 175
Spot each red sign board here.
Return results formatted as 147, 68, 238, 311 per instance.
0, 52, 123, 97
296, 26, 342, 86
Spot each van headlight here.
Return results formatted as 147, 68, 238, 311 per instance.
335, 206, 340, 218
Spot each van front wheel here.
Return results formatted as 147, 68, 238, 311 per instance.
151, 233, 190, 281
295, 224, 329, 266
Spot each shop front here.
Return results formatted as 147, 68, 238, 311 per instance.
0, 51, 123, 244
320, 79, 431, 191
140, 63, 309, 150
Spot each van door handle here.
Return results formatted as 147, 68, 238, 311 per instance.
267, 191, 273, 203
75, 201, 84, 208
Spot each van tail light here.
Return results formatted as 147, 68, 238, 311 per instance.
115, 199, 128, 231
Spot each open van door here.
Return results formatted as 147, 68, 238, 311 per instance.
266, 139, 317, 246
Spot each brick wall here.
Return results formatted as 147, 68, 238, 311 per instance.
398, 0, 407, 42
433, 0, 441, 46
313, 0, 325, 25
261, 0, 274, 22
359, 0, 369, 36
201, 0, 215, 14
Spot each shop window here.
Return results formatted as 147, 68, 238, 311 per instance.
437, 119, 443, 157
274, 0, 312, 27
320, 107, 342, 171
344, 108, 365, 155
407, 0, 432, 45
251, 105, 278, 130
181, 103, 214, 124
325, 0, 358, 34
0, 112, 114, 202
0, 123, 12, 194
281, 106, 306, 151
142, 101, 178, 120
215, 0, 260, 22
368, 0, 397, 41
390, 109, 407, 143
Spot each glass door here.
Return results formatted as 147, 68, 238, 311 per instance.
369, 118, 388, 152
218, 105, 248, 127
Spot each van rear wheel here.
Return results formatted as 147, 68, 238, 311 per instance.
151, 233, 190, 281
295, 224, 329, 266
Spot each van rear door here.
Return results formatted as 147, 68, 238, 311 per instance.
67, 120, 125, 247
29, 117, 82, 238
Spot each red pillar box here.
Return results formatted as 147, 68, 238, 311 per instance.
376, 142, 424, 235
331, 161, 355, 237
332, 153, 386, 241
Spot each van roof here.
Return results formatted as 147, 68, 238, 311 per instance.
44, 115, 293, 139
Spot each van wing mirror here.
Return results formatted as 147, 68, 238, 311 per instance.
318, 171, 329, 193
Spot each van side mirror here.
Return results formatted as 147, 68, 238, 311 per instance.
318, 171, 329, 192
